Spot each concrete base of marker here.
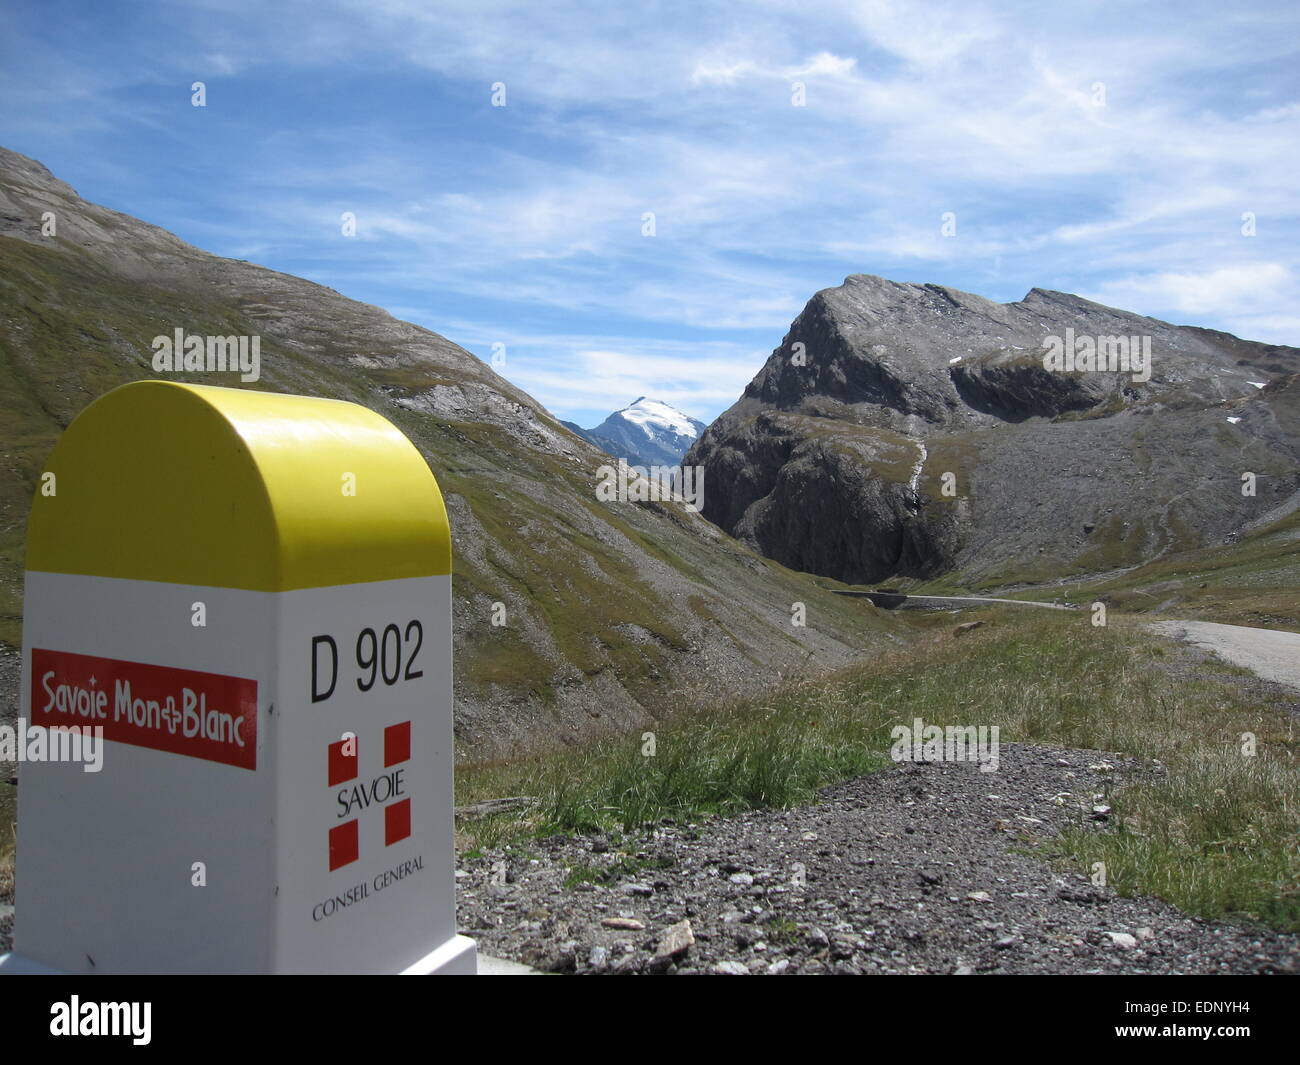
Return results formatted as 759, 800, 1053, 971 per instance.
1, 935, 479, 975
0, 952, 62, 975
479, 954, 546, 975
400, 934, 478, 975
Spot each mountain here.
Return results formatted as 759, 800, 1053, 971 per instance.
0, 146, 892, 761
567, 398, 706, 468
685, 274, 1300, 588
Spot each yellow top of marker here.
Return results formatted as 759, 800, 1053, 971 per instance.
27, 381, 452, 589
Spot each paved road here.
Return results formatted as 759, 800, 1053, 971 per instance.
1148, 620, 1300, 691
833, 590, 1073, 611
901, 594, 1073, 610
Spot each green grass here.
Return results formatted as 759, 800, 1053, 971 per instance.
919, 433, 982, 503
762, 916, 801, 945
562, 852, 674, 889
458, 609, 1300, 931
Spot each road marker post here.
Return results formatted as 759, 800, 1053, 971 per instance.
1, 381, 475, 974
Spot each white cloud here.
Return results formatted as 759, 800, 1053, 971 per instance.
1083, 264, 1293, 319
847, 0, 1001, 68
431, 325, 768, 421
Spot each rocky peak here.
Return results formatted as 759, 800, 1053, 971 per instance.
687, 274, 1300, 586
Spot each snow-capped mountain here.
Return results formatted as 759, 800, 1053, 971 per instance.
564, 397, 707, 468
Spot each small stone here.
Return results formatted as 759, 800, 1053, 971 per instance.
712, 960, 749, 975
829, 935, 856, 959
966, 891, 991, 902
654, 919, 695, 959
994, 936, 1017, 949
587, 946, 609, 969
622, 882, 653, 896
601, 917, 645, 930
1136, 927, 1155, 941
728, 872, 754, 886
953, 964, 974, 975
806, 927, 830, 947
766, 959, 791, 975
1107, 932, 1138, 950
801, 831, 818, 841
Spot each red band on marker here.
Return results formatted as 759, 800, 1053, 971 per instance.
30, 648, 258, 770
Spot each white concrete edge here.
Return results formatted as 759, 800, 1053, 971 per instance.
1, 934, 480, 975
0, 951, 62, 974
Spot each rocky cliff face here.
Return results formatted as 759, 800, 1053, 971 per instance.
0, 147, 894, 761
687, 275, 1300, 586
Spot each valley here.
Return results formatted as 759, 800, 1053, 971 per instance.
1, 144, 1297, 979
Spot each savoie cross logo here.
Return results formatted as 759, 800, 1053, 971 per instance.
327, 721, 413, 871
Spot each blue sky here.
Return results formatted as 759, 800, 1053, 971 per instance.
2, 0, 1297, 426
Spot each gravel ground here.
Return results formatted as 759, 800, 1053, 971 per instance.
1, 644, 15, 951
0, 645, 16, 734
455, 743, 1300, 975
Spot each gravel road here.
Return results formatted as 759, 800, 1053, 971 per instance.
1148, 620, 1300, 691
456, 744, 1299, 975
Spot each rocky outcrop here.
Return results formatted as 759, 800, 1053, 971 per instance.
948, 360, 1106, 421
687, 275, 1300, 585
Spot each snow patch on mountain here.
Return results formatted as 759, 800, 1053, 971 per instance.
617, 397, 701, 439
570, 397, 707, 468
